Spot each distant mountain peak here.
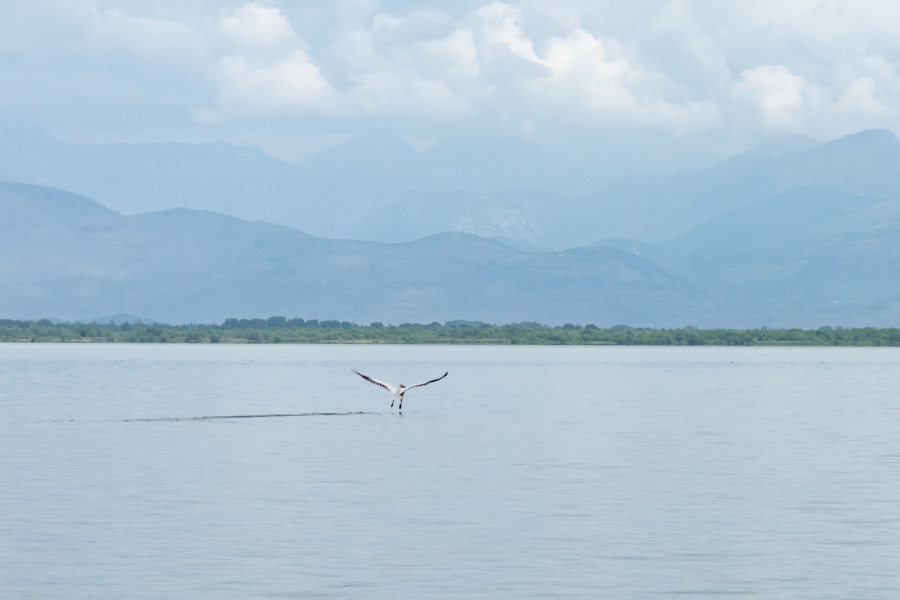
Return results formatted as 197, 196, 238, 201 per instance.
303, 133, 419, 162
0, 115, 60, 149
297, 133, 423, 179
0, 180, 118, 216
402, 230, 510, 247
829, 128, 900, 149
738, 134, 818, 160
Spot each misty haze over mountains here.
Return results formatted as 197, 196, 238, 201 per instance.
0, 117, 719, 245
2, 122, 900, 327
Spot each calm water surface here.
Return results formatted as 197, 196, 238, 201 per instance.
1, 344, 899, 598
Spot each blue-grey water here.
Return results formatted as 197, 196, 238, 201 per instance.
2, 344, 899, 599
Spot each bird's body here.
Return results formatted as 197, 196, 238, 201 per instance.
353, 369, 448, 409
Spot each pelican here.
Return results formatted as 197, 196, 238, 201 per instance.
353, 369, 448, 409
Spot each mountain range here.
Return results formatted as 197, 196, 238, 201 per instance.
2, 122, 900, 327
4, 119, 900, 249
0, 117, 716, 245
0, 181, 715, 326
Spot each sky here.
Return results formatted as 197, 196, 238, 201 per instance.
4, 0, 900, 162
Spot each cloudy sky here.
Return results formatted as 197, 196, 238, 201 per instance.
4, 0, 900, 162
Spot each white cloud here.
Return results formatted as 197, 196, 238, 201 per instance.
210, 4, 341, 118
214, 50, 341, 115
6, 0, 900, 142
472, 12, 720, 131
417, 29, 481, 85
333, 25, 476, 119
220, 2, 300, 58
835, 77, 886, 118
733, 65, 811, 129
1, 1, 207, 71
195, 0, 900, 135
474, 2, 543, 66
731, 59, 900, 135
209, 3, 473, 120
346, 71, 471, 118
371, 8, 456, 44
92, 8, 202, 57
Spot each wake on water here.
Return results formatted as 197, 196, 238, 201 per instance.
121, 412, 376, 422
44, 412, 377, 423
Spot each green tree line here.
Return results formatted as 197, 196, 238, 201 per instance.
2, 318, 900, 346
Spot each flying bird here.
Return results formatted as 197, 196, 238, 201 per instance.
353, 369, 448, 409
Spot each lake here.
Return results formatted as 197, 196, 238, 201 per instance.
2, 344, 899, 598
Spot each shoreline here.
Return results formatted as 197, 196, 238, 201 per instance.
2, 320, 899, 347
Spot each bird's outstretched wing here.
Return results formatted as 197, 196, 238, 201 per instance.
407, 371, 449, 390
353, 369, 396, 393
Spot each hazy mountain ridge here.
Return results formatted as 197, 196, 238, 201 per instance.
4, 118, 900, 252
646, 185, 900, 325
3, 124, 900, 327
550, 129, 900, 247
0, 118, 720, 245
0, 120, 591, 241
304, 126, 900, 249
0, 181, 715, 326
